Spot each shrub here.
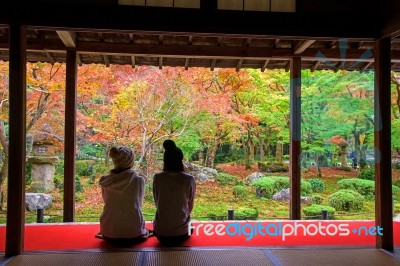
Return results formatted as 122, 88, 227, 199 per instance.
53, 174, 64, 189
338, 178, 400, 197
253, 177, 276, 198
393, 179, 400, 188
144, 183, 153, 201
75, 175, 84, 192
271, 176, 290, 191
338, 178, 375, 197
359, 168, 375, 180
235, 208, 258, 220
257, 161, 289, 172
76, 160, 95, 177
207, 209, 228, 220
303, 204, 335, 219
308, 178, 325, 192
233, 185, 247, 198
216, 173, 238, 185
328, 189, 364, 211
312, 194, 324, 205
253, 176, 312, 198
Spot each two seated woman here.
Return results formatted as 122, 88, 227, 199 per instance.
97, 140, 196, 246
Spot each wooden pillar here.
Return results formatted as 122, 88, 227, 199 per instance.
374, 38, 393, 251
290, 57, 301, 220
5, 23, 26, 257
63, 50, 77, 222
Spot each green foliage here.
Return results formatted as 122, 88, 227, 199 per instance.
257, 161, 288, 172
144, 183, 153, 201
75, 175, 84, 192
252, 177, 276, 198
358, 168, 375, 180
25, 162, 32, 185
232, 185, 247, 198
252, 176, 312, 198
207, 208, 258, 220
337, 178, 375, 197
76, 160, 95, 177
338, 178, 400, 197
215, 173, 238, 185
54, 174, 64, 189
78, 144, 104, 159
308, 178, 325, 192
303, 204, 335, 219
328, 189, 364, 211
312, 194, 324, 205
235, 208, 258, 220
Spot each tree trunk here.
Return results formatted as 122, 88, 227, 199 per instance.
315, 153, 322, 178
206, 139, 219, 168
340, 145, 348, 167
259, 139, 265, 162
276, 141, 283, 162
105, 143, 110, 166
198, 148, 204, 165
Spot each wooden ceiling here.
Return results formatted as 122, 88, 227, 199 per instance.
1, 26, 400, 72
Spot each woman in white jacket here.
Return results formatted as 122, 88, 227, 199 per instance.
97, 146, 150, 244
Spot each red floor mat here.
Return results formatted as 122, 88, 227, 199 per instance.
0, 221, 399, 251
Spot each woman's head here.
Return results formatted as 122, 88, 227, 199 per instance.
163, 140, 184, 171
109, 146, 134, 171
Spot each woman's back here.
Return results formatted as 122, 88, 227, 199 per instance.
153, 171, 196, 237
100, 169, 146, 238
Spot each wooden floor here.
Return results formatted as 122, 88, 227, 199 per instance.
1, 247, 399, 266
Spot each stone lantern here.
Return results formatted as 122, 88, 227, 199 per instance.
27, 124, 60, 193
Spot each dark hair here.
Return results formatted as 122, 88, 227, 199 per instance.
162, 140, 184, 171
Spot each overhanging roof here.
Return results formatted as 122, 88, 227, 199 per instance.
1, 27, 400, 72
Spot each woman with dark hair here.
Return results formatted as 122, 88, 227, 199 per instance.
152, 140, 196, 246
96, 146, 151, 244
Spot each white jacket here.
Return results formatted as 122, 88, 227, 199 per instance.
99, 169, 146, 238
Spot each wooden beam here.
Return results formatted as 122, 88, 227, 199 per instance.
188, 35, 193, 45
311, 61, 320, 72
98, 32, 103, 42
294, 40, 316, 54
5, 22, 26, 257
245, 37, 252, 47
63, 50, 77, 223
129, 33, 134, 44
261, 59, 269, 72
362, 61, 373, 71
235, 59, 243, 72
131, 55, 136, 68
374, 37, 393, 251
77, 53, 82, 66
159, 34, 163, 44
290, 57, 301, 221
274, 39, 280, 48
210, 59, 216, 71
159, 57, 163, 69
285, 61, 290, 72
185, 58, 190, 70
45, 52, 55, 65
103, 54, 110, 67
56, 31, 76, 48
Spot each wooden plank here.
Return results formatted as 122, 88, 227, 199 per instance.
159, 57, 163, 69
374, 37, 393, 251
294, 40, 316, 54
261, 59, 269, 72
311, 61, 320, 72
210, 59, 216, 71
56, 31, 76, 48
63, 50, 77, 223
184, 58, 190, 70
290, 57, 301, 220
131, 55, 136, 68
6, 23, 26, 257
235, 59, 243, 72
103, 54, 110, 67
45, 52, 55, 65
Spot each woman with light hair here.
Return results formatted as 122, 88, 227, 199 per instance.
96, 146, 151, 244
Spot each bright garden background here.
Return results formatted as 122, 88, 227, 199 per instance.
0, 62, 400, 222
